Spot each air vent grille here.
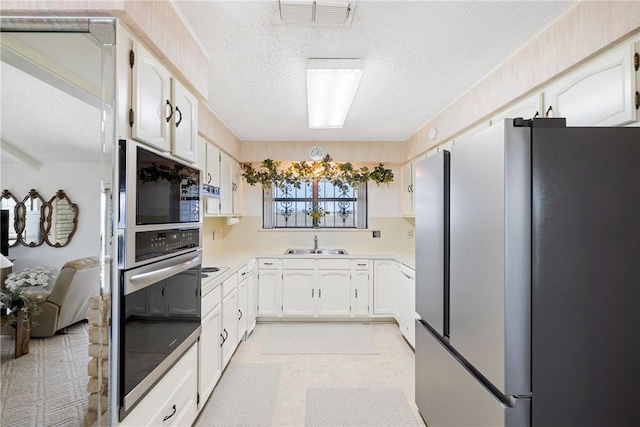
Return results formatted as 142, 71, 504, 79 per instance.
278, 0, 355, 27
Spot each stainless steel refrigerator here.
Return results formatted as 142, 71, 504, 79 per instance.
414, 118, 640, 427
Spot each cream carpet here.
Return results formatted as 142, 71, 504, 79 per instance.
1, 322, 90, 427
262, 323, 378, 355
305, 387, 422, 427
194, 363, 282, 427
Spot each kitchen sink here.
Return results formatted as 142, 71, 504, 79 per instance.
285, 248, 348, 255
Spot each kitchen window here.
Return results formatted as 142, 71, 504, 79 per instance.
263, 178, 367, 229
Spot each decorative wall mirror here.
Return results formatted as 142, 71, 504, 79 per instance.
1, 190, 20, 247
18, 189, 45, 247
43, 190, 78, 248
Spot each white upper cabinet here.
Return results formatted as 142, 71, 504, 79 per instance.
543, 42, 637, 127
172, 79, 198, 163
219, 151, 234, 215
490, 94, 543, 125
131, 40, 198, 162
131, 41, 172, 151
233, 161, 244, 216
205, 143, 221, 187
400, 162, 414, 216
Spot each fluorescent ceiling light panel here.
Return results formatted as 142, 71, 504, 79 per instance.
306, 58, 363, 129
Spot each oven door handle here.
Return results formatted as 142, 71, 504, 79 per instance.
126, 251, 202, 293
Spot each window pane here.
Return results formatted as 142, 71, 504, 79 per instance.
268, 179, 363, 229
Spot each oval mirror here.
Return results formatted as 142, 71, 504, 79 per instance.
43, 190, 78, 248
18, 189, 45, 247
1, 190, 20, 247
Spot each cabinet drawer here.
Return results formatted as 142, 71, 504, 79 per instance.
222, 275, 237, 298
202, 284, 221, 317
119, 345, 197, 426
259, 259, 281, 269
283, 258, 316, 270
318, 259, 350, 270
352, 259, 370, 270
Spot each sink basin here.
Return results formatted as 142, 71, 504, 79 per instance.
314, 249, 348, 255
285, 248, 348, 255
285, 248, 317, 255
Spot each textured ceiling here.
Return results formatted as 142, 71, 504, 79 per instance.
175, 0, 575, 141
0, 33, 102, 165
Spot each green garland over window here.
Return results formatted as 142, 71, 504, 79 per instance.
241, 154, 394, 191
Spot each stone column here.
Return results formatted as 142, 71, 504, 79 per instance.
84, 294, 110, 427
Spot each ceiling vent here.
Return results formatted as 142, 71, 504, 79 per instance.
277, 1, 355, 27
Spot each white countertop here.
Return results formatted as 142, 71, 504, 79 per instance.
201, 247, 415, 295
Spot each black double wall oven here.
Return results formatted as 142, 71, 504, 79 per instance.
116, 139, 202, 419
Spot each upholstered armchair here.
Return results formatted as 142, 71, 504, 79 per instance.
26, 256, 101, 338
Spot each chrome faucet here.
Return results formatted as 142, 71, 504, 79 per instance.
314, 235, 318, 251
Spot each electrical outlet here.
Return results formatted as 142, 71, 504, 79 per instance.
372, 230, 381, 238
407, 230, 414, 238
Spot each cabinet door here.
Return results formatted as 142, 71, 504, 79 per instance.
205, 143, 220, 187
544, 42, 636, 126
237, 277, 248, 342
317, 270, 351, 316
132, 41, 171, 151
247, 265, 257, 333
172, 79, 198, 163
199, 304, 221, 409
221, 289, 238, 368
373, 260, 396, 315
282, 270, 315, 316
490, 94, 542, 125
219, 152, 234, 215
232, 160, 243, 215
196, 136, 207, 172
351, 268, 370, 317
400, 162, 413, 216
398, 264, 416, 348
258, 268, 281, 316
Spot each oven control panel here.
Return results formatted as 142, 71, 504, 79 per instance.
135, 228, 200, 262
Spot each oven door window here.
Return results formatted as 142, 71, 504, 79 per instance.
136, 146, 200, 225
121, 265, 200, 398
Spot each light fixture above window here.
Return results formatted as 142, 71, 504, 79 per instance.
306, 58, 363, 129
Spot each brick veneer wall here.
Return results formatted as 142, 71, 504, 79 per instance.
84, 294, 110, 427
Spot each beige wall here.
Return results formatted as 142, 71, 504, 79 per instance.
198, 102, 242, 159
406, 1, 640, 159
204, 216, 415, 257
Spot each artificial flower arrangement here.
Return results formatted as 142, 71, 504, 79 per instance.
0, 266, 50, 326
308, 206, 330, 223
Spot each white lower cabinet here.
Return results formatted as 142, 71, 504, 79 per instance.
258, 259, 282, 316
396, 263, 417, 349
351, 260, 371, 317
317, 270, 351, 316
237, 270, 248, 341
221, 286, 238, 369
246, 260, 257, 333
198, 286, 222, 411
373, 259, 396, 315
282, 269, 315, 316
119, 345, 198, 426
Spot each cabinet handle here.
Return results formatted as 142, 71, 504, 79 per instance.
545, 105, 553, 118
166, 100, 173, 123
355, 289, 358, 298
220, 333, 225, 347
223, 328, 228, 340
238, 309, 243, 320
162, 404, 177, 422
242, 272, 247, 276
407, 185, 411, 193
319, 289, 321, 298
264, 262, 273, 266
312, 289, 314, 298
207, 172, 212, 184
357, 263, 366, 267
175, 105, 183, 127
